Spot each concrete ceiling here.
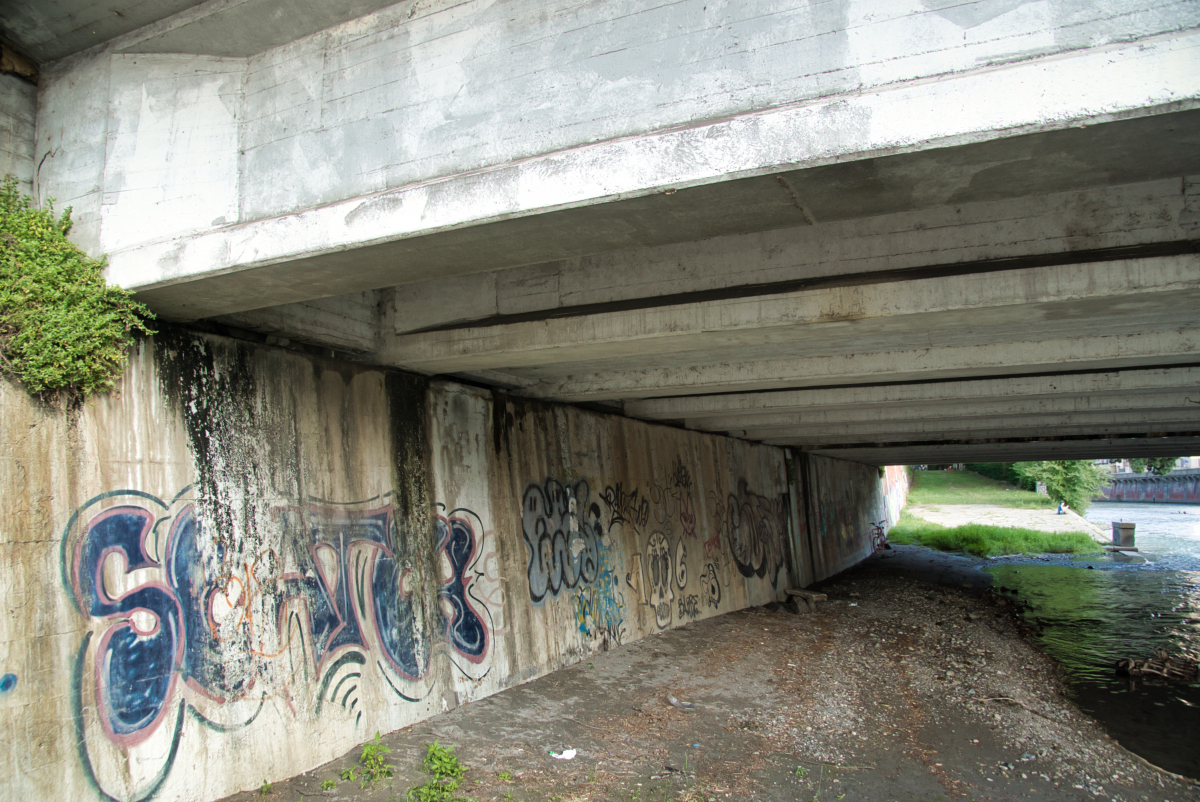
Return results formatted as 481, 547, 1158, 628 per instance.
133, 108, 1200, 320
244, 110, 1196, 468
0, 0, 403, 62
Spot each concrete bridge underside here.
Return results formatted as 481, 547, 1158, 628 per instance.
7, 0, 1200, 466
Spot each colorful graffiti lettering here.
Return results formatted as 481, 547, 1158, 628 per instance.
64, 489, 495, 801
572, 532, 626, 649
521, 478, 602, 602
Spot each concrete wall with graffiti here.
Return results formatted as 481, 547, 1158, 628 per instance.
1100, 472, 1200, 505
0, 329, 830, 802
795, 455, 909, 583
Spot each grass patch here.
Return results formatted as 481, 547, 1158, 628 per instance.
889, 510, 1102, 557
907, 469, 1054, 509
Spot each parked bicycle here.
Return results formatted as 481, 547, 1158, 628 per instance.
869, 519, 890, 555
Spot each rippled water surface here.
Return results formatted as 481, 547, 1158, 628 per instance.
984, 503, 1200, 777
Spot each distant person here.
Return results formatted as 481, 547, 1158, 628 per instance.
1057, 501, 1069, 515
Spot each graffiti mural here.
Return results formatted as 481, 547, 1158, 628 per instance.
644, 531, 674, 629
600, 482, 650, 529
700, 563, 722, 608
572, 532, 626, 649
677, 593, 700, 621
521, 478, 602, 603
715, 479, 787, 586
64, 489, 498, 802
524, 462, 788, 634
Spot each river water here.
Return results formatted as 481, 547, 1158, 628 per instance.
984, 503, 1200, 778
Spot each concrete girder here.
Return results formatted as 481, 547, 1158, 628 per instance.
70, 30, 1200, 319
390, 177, 1200, 335
515, 328, 1200, 402
804, 436, 1200, 466
750, 412, 1200, 445
380, 255, 1200, 375
624, 366, 1200, 422
688, 391, 1200, 434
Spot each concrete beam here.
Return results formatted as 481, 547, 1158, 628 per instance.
691, 391, 1200, 434
625, 366, 1200, 422
518, 328, 1200, 402
214, 290, 379, 353
806, 436, 1200, 466
391, 177, 1200, 333
381, 255, 1199, 374
752, 412, 1200, 445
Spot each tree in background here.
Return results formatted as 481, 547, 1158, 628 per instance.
1012, 460, 1106, 514
1128, 457, 1183, 476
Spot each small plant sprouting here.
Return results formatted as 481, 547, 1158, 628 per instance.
497, 769, 514, 782
340, 767, 357, 782
406, 740, 468, 802
321, 779, 336, 791
422, 739, 465, 780
258, 779, 272, 799
357, 731, 394, 787
795, 765, 808, 778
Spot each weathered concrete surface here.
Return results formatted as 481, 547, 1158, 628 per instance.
0, 330, 905, 802
798, 457, 908, 583
27, 0, 1200, 316
388, 175, 1200, 333
380, 255, 1200, 374
0, 71, 35, 196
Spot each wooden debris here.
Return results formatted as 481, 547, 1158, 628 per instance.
1115, 649, 1199, 682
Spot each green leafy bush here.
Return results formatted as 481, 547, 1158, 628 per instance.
1128, 457, 1182, 476
1012, 460, 1106, 514
0, 176, 153, 398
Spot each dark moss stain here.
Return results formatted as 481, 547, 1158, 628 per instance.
385, 370, 431, 530
154, 325, 262, 548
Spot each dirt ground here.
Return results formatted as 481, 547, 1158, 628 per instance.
223, 546, 1198, 802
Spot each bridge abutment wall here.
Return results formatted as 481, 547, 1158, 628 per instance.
0, 328, 904, 802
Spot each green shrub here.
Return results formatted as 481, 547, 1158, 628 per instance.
1012, 460, 1106, 514
0, 176, 154, 398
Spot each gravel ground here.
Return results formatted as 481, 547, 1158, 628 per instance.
221, 548, 1198, 802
